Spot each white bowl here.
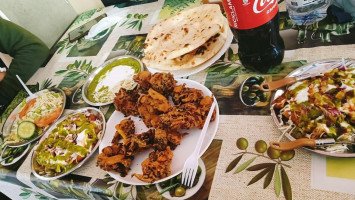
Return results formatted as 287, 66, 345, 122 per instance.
156, 158, 206, 200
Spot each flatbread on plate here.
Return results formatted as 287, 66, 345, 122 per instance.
142, 19, 228, 71
144, 4, 224, 61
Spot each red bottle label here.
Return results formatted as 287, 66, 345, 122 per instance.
221, 0, 279, 30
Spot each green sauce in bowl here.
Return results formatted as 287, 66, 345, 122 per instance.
87, 58, 142, 103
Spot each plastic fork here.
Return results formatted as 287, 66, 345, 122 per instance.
16, 74, 37, 99
181, 101, 216, 187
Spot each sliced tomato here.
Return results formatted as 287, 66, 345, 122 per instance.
34, 107, 62, 127
19, 98, 37, 120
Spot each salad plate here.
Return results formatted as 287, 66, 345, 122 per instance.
31, 107, 106, 180
270, 59, 355, 157
2, 88, 66, 147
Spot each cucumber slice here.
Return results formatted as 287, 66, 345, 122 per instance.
17, 121, 37, 140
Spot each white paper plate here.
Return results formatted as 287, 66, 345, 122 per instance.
99, 79, 219, 185
147, 25, 233, 78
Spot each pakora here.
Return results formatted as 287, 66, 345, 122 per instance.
137, 88, 170, 127
112, 118, 135, 145
166, 131, 185, 149
114, 88, 140, 116
123, 129, 155, 156
133, 146, 173, 183
160, 96, 215, 130
97, 144, 133, 177
153, 128, 168, 151
172, 83, 203, 104
97, 129, 155, 176
150, 72, 176, 96
133, 71, 152, 92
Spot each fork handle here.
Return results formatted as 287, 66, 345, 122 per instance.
269, 138, 316, 151
260, 77, 297, 92
16, 74, 35, 98
193, 100, 216, 156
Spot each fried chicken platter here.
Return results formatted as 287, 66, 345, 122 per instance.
97, 71, 219, 185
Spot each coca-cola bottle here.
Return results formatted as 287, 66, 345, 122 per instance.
221, 0, 285, 73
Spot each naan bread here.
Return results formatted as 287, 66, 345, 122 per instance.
142, 19, 228, 71
144, 4, 224, 61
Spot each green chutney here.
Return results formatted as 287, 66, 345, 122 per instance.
87, 58, 141, 103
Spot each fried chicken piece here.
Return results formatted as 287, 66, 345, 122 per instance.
154, 129, 168, 151
154, 129, 186, 151
97, 154, 133, 177
137, 88, 170, 127
199, 96, 216, 122
114, 88, 140, 116
150, 73, 176, 96
159, 103, 200, 130
167, 131, 185, 149
101, 144, 126, 156
123, 129, 155, 156
97, 144, 133, 177
97, 129, 156, 176
159, 96, 216, 130
133, 146, 173, 183
133, 71, 152, 92
112, 118, 135, 145
172, 83, 204, 105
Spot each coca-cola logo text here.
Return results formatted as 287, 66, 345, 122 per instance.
226, 0, 238, 28
253, 0, 275, 13
222, 0, 278, 29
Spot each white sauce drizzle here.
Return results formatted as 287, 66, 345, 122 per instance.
294, 87, 309, 103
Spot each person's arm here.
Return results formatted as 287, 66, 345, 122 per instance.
0, 18, 49, 106
0, 72, 5, 82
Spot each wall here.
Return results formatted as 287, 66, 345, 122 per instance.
0, 0, 78, 48
68, 0, 104, 14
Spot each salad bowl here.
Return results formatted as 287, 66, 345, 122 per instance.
270, 59, 355, 157
2, 88, 66, 147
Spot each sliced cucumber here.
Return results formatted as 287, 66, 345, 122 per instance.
17, 121, 37, 140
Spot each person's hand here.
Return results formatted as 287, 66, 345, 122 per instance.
0, 72, 6, 82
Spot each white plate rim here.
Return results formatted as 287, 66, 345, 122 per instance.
99, 79, 219, 185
